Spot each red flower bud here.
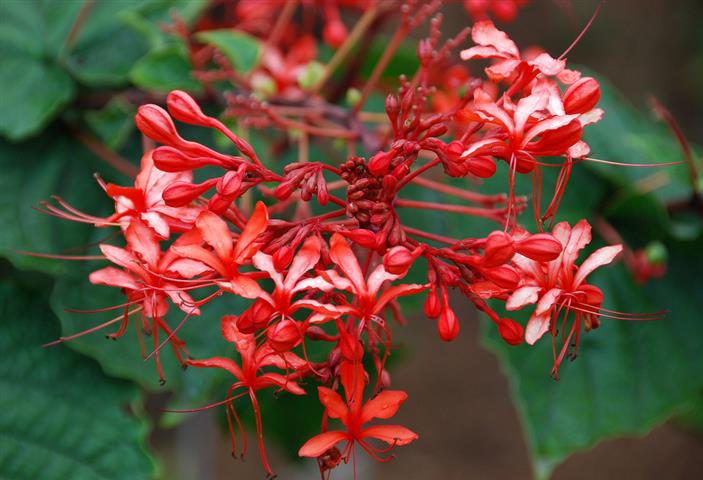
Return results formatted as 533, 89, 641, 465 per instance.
273, 246, 294, 270
152, 146, 199, 172
438, 305, 460, 341
163, 179, 217, 207
236, 299, 274, 334
515, 233, 562, 261
466, 156, 497, 178
267, 319, 302, 352
480, 265, 520, 289
383, 246, 417, 275
135, 104, 180, 146
340, 229, 377, 249
498, 318, 523, 346
368, 151, 393, 176
323, 19, 347, 48
167, 90, 210, 126
563, 77, 601, 114
482, 231, 515, 267
424, 287, 441, 319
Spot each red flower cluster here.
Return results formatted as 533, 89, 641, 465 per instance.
40, 11, 663, 479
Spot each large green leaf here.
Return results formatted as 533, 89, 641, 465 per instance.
0, 280, 154, 480
130, 45, 201, 93
0, 1, 78, 140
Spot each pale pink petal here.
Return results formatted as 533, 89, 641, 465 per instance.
535, 287, 563, 316
125, 219, 161, 268
217, 275, 262, 299
252, 251, 284, 289
567, 140, 591, 159
528, 53, 565, 76
141, 211, 170, 239
367, 264, 399, 295
514, 90, 549, 136
573, 245, 623, 287
284, 236, 321, 290
506, 286, 542, 311
165, 258, 211, 278
525, 312, 551, 345
470, 20, 519, 58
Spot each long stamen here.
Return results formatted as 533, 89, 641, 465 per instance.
43, 307, 142, 347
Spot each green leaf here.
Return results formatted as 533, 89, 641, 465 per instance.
0, 133, 114, 274
0, 281, 155, 480
0, 57, 75, 140
482, 235, 703, 479
84, 97, 136, 150
130, 45, 201, 93
195, 29, 262, 74
0, 1, 77, 140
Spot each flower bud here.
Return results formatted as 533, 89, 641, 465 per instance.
267, 319, 302, 352
480, 265, 520, 289
163, 179, 217, 207
424, 287, 441, 319
383, 246, 414, 275
368, 151, 393, 176
236, 299, 274, 334
438, 305, 460, 341
167, 90, 210, 126
323, 18, 347, 48
498, 318, 523, 346
152, 146, 198, 172
467, 156, 497, 178
273, 246, 294, 270
341, 229, 377, 249
563, 77, 600, 114
515, 233, 562, 261
482, 231, 515, 267
135, 104, 180, 146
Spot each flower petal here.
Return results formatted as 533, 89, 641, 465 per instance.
360, 425, 418, 446
195, 210, 233, 262
187, 356, 243, 380
525, 312, 551, 345
318, 387, 350, 421
506, 285, 541, 311
329, 234, 367, 295
573, 245, 623, 287
89, 267, 140, 290
284, 236, 321, 291
233, 201, 269, 263
360, 390, 407, 424
298, 431, 348, 458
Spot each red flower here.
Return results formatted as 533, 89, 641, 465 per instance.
172, 201, 269, 298
299, 361, 417, 471
506, 220, 624, 376
187, 317, 307, 477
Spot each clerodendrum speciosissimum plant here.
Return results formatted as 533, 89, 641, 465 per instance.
36, 2, 669, 478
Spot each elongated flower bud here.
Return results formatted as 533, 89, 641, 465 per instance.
498, 318, 523, 346
163, 179, 217, 207
482, 231, 515, 267
515, 233, 562, 261
236, 299, 274, 334
563, 77, 600, 114
383, 245, 422, 275
424, 287, 441, 319
273, 246, 294, 270
467, 156, 497, 178
438, 305, 460, 341
340, 229, 377, 249
167, 90, 210, 126
368, 151, 393, 176
480, 265, 520, 289
135, 104, 181, 146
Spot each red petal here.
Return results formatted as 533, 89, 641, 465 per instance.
233, 201, 269, 263
187, 356, 243, 380
318, 387, 350, 421
360, 390, 407, 424
360, 425, 418, 446
298, 431, 348, 458
196, 210, 233, 262
329, 234, 367, 295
